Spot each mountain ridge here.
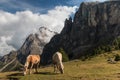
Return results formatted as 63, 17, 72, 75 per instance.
41, 1, 120, 64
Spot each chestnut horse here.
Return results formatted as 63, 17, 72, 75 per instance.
52, 52, 64, 74
24, 55, 40, 75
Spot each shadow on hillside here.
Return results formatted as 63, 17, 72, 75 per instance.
7, 77, 19, 80
5, 72, 57, 80
7, 73, 23, 80
7, 73, 24, 76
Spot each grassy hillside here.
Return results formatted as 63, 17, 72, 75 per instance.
1, 50, 120, 80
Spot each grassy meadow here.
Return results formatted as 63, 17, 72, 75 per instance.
1, 50, 120, 80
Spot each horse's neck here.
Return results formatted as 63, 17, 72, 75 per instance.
58, 61, 64, 69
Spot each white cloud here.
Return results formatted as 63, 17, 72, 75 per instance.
0, 6, 77, 56
0, 36, 15, 56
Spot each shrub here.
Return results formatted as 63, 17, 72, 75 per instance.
114, 54, 120, 61
59, 48, 69, 62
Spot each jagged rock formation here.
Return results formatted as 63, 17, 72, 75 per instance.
0, 27, 56, 71
41, 1, 120, 64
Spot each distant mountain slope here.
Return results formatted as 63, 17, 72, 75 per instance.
0, 51, 22, 72
0, 27, 57, 72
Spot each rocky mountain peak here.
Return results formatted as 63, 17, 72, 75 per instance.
38, 27, 57, 43
17, 27, 57, 64
61, 17, 73, 35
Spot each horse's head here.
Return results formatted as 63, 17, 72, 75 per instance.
59, 67, 64, 74
59, 62, 64, 74
23, 62, 28, 75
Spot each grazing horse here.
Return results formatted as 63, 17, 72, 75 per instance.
24, 55, 40, 75
52, 52, 64, 74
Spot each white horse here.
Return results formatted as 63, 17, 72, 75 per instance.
24, 55, 40, 75
52, 52, 64, 74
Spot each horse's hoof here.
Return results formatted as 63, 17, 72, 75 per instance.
23, 72, 27, 76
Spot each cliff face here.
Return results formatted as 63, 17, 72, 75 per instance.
66, 1, 120, 58
41, 1, 120, 64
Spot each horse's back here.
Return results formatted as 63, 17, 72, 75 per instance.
27, 55, 40, 64
53, 52, 62, 63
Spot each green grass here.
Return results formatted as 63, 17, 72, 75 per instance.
1, 50, 120, 80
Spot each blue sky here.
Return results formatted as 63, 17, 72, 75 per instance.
0, 0, 81, 13
0, 0, 108, 13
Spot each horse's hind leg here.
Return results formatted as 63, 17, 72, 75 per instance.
36, 62, 39, 73
35, 63, 39, 73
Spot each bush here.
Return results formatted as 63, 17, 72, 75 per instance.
59, 48, 69, 62
114, 54, 120, 61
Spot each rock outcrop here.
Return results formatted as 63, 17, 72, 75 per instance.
41, 1, 120, 64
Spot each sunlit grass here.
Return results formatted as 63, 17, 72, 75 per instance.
1, 50, 120, 80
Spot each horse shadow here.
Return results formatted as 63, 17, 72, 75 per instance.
6, 71, 58, 80
35, 72, 57, 75
7, 72, 24, 80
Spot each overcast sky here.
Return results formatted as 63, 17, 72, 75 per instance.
0, 0, 108, 56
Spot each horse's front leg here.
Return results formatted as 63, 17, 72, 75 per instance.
29, 63, 34, 74
54, 64, 57, 73
24, 66, 28, 75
